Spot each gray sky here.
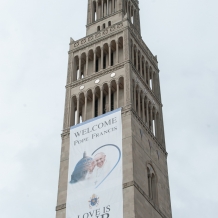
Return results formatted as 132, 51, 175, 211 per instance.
0, 0, 217, 217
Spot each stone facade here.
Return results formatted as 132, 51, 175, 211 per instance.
56, 0, 172, 217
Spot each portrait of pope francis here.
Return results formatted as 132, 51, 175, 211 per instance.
85, 152, 110, 186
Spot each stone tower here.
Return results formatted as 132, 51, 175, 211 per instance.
56, 0, 172, 218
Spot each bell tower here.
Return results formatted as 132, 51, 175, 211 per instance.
56, 0, 173, 217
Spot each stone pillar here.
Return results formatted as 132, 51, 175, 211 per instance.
70, 98, 75, 126
84, 93, 87, 121
133, 8, 135, 24
78, 57, 81, 79
101, 47, 103, 69
112, 0, 114, 13
144, 62, 146, 81
138, 91, 140, 117
151, 71, 154, 91
107, 0, 109, 15
117, 81, 119, 108
116, 40, 119, 64
109, 85, 111, 112
93, 50, 96, 72
136, 48, 138, 70
100, 87, 103, 115
154, 111, 158, 137
76, 97, 80, 124
152, 71, 155, 92
146, 100, 149, 126
132, 45, 134, 63
142, 97, 145, 122
134, 85, 136, 111
140, 54, 142, 76
150, 107, 153, 133
92, 91, 95, 118
86, 54, 88, 77
109, 45, 111, 67
148, 67, 150, 88
102, 0, 104, 18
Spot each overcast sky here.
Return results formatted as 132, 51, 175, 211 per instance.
0, 0, 218, 217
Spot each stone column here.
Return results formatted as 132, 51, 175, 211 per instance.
151, 71, 154, 91
152, 71, 155, 92
150, 107, 153, 133
144, 62, 146, 81
142, 97, 145, 122
146, 100, 149, 126
109, 45, 111, 67
132, 44, 134, 63
76, 97, 80, 124
92, 91, 95, 118
154, 111, 158, 137
112, 0, 114, 13
84, 93, 87, 121
148, 66, 150, 88
140, 54, 142, 76
117, 81, 119, 108
78, 57, 81, 79
116, 40, 119, 64
136, 48, 138, 70
134, 85, 136, 111
100, 87, 103, 115
102, 0, 104, 18
93, 50, 96, 72
101, 47, 103, 69
109, 85, 111, 112
86, 53, 88, 77
70, 98, 75, 126
138, 91, 141, 117
107, 0, 109, 15
133, 8, 135, 24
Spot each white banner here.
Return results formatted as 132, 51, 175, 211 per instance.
66, 108, 123, 218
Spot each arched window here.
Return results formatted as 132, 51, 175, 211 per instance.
108, 21, 111, 26
97, 26, 100, 31
147, 164, 158, 205
103, 23, 106, 29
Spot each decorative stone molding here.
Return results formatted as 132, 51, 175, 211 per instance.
56, 203, 66, 211
66, 63, 125, 89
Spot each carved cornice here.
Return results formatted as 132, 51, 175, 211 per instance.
123, 180, 168, 218
66, 63, 125, 89
69, 21, 124, 53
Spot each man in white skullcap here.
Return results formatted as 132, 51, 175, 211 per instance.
86, 152, 110, 186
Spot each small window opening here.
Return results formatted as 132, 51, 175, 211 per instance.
97, 26, 100, 31
108, 21, 111, 26
103, 96, 106, 114
111, 52, 114, 66
153, 120, 156, 136
96, 58, 99, 72
111, 93, 114, 111
76, 69, 79, 80
103, 23, 106, 29
103, 55, 106, 69
95, 99, 99, 117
